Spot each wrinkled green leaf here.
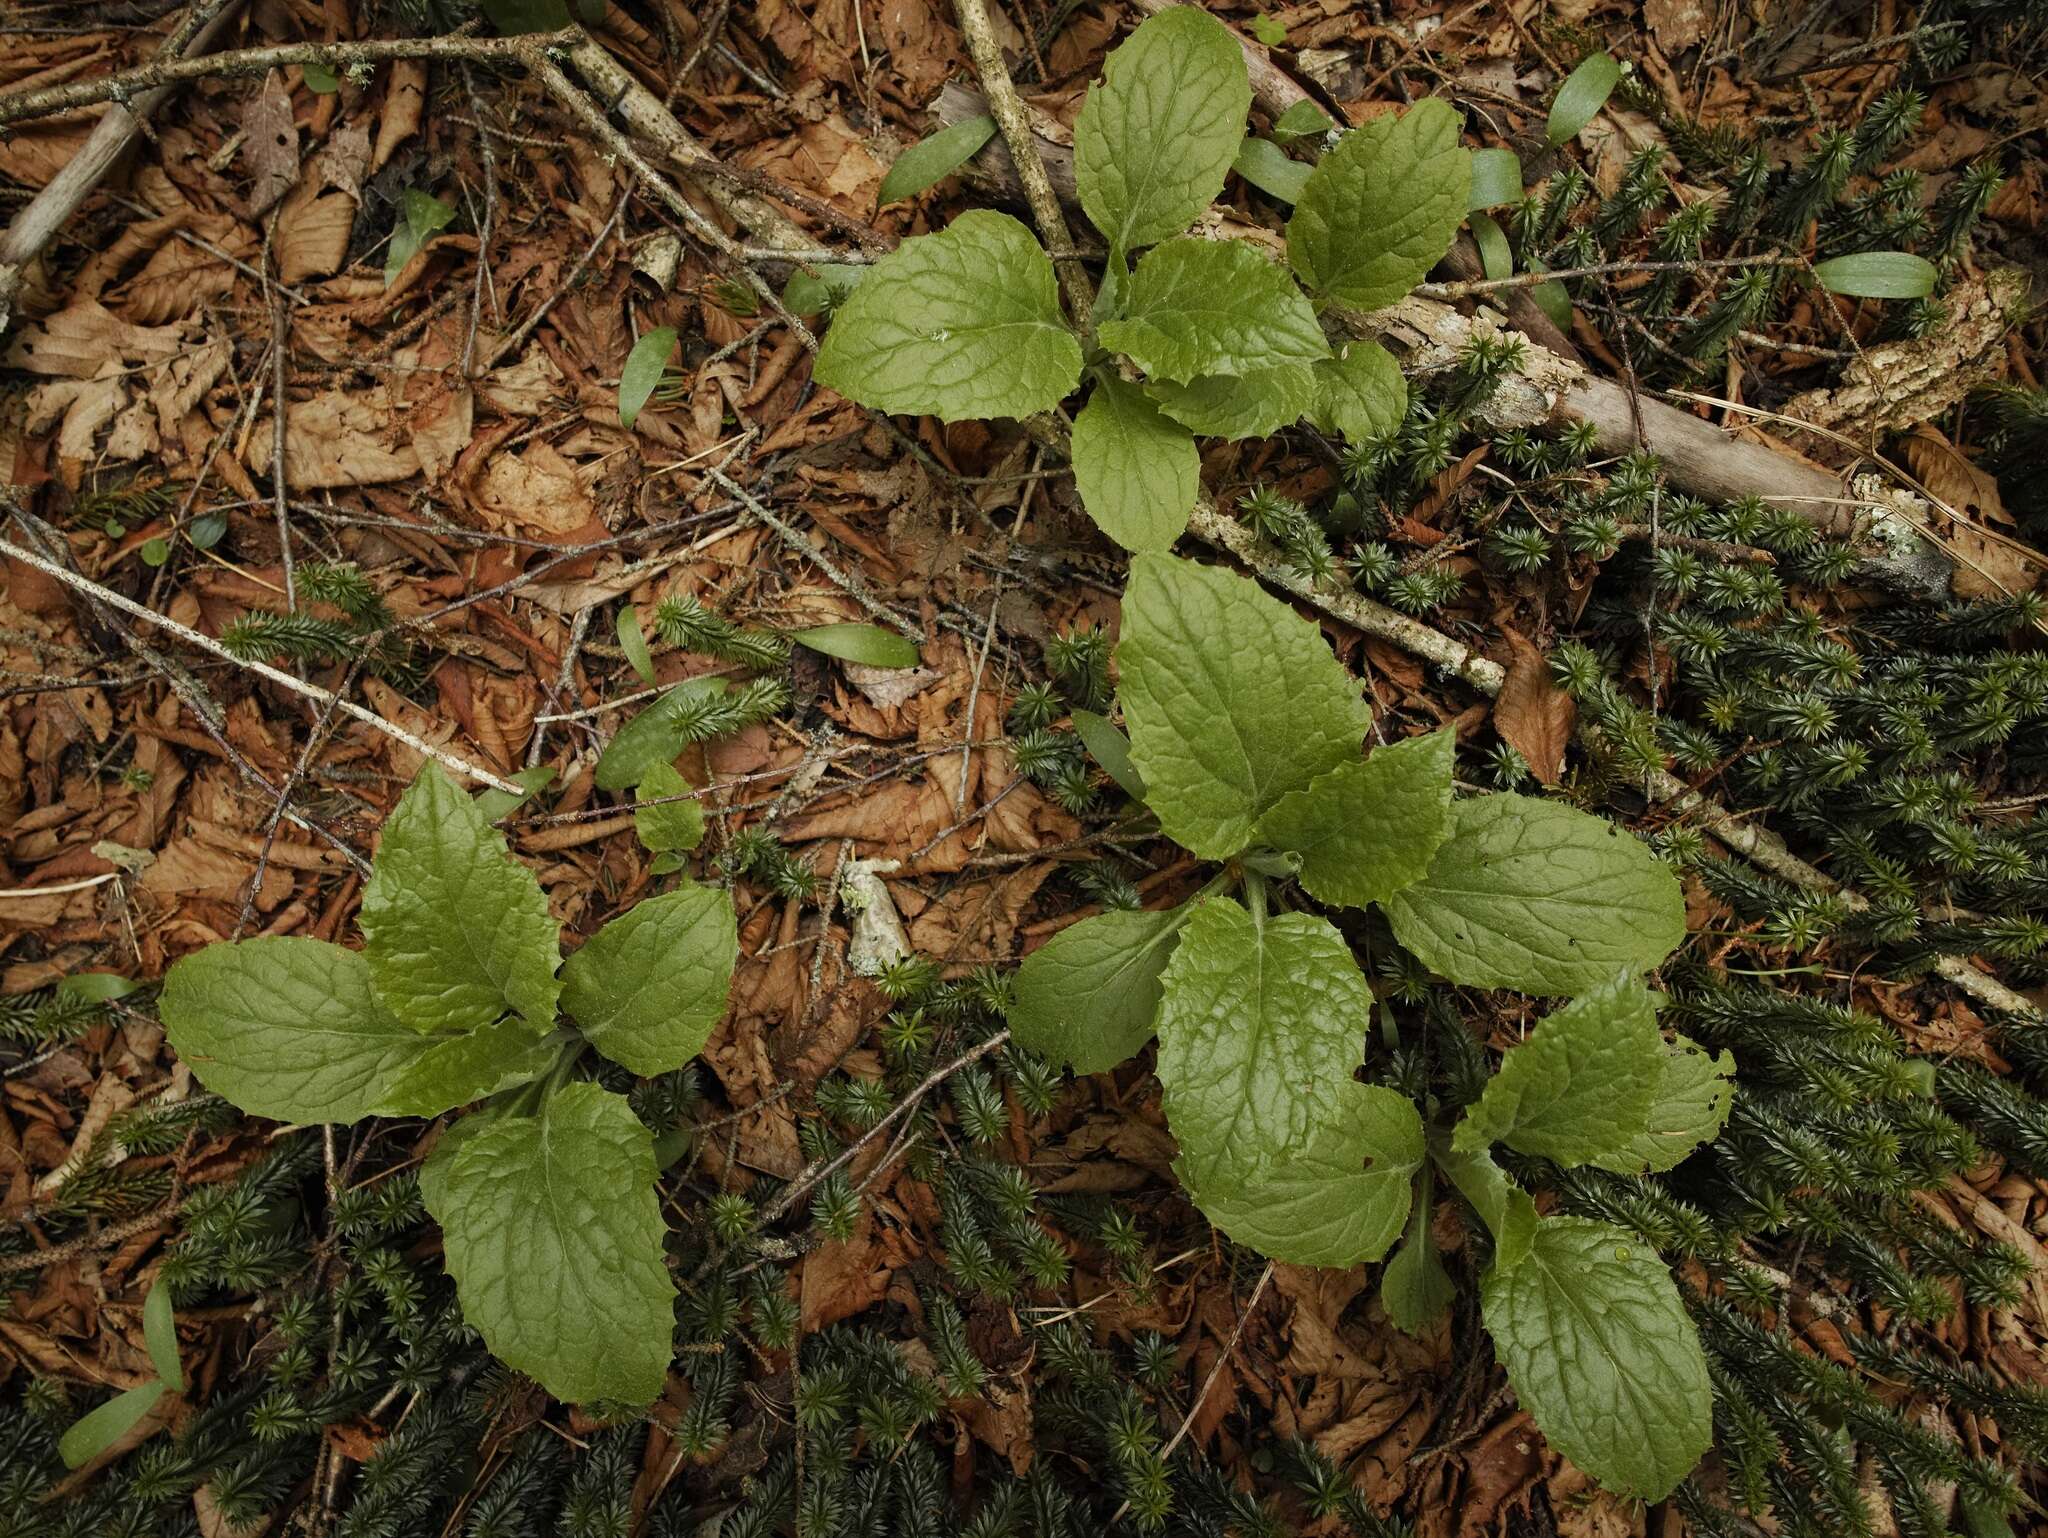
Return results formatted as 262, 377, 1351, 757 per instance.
1099, 237, 1328, 384
59, 1382, 165, 1470
634, 761, 706, 855
1592, 1034, 1736, 1175
1233, 136, 1311, 204
1451, 974, 1663, 1164
372, 1017, 564, 1118
815, 210, 1081, 422
1306, 338, 1406, 443
1547, 52, 1620, 146
1287, 99, 1470, 310
617, 605, 655, 684
789, 623, 921, 669
1147, 363, 1316, 440
878, 115, 997, 204
1070, 374, 1199, 552
360, 765, 562, 1034
159, 938, 436, 1124
1468, 146, 1523, 208
1813, 251, 1938, 300
424, 1086, 674, 1404
560, 883, 737, 1076
143, 1283, 182, 1391
596, 676, 730, 793
1071, 708, 1147, 800
1383, 793, 1686, 995
1117, 553, 1365, 859
1256, 727, 1454, 909
1481, 1217, 1711, 1500
618, 327, 678, 430
1008, 906, 1186, 1073
1155, 900, 1420, 1265
1075, 7, 1252, 251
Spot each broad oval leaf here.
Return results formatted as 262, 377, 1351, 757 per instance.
1591, 1034, 1735, 1175
1256, 726, 1454, 910
360, 765, 563, 1034
372, 1017, 565, 1119
814, 210, 1082, 422
782, 263, 866, 316
423, 1086, 675, 1405
58, 971, 139, 1003
159, 937, 437, 1124
1812, 250, 1938, 300
789, 623, 921, 669
302, 61, 340, 94
634, 761, 706, 854
1450, 974, 1663, 1164
1382, 792, 1685, 995
1147, 363, 1317, 440
1155, 900, 1420, 1265
1547, 51, 1621, 146
1287, 99, 1471, 311
1306, 338, 1407, 444
560, 882, 737, 1076
1270, 99, 1334, 146
1008, 905, 1185, 1073
1071, 374, 1200, 552
1074, 7, 1252, 251
1468, 146, 1524, 208
1470, 211, 1513, 280
596, 676, 731, 793
1071, 708, 1147, 800
59, 1382, 166, 1471
143, 1282, 183, 1391
1233, 136, 1311, 204
878, 114, 997, 205
1098, 236, 1329, 384
1118, 553, 1366, 860
618, 327, 678, 430
1481, 1217, 1711, 1500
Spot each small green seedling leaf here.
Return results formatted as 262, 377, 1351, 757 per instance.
140, 537, 169, 568
1470, 211, 1513, 281
618, 327, 678, 430
1099, 236, 1330, 384
1246, 13, 1287, 46
472, 764, 555, 823
1075, 7, 1252, 251
1468, 146, 1523, 208
1481, 1217, 1711, 1500
561, 882, 738, 1076
423, 1085, 675, 1404
1547, 52, 1620, 146
1117, 553, 1365, 859
302, 61, 340, 94
1008, 905, 1185, 1073
188, 513, 227, 550
1147, 363, 1317, 441
634, 761, 706, 855
1070, 374, 1200, 553
782, 263, 866, 316
790, 623, 920, 669
59, 1382, 166, 1470
1812, 250, 1938, 300
1257, 727, 1455, 909
385, 189, 454, 284
617, 604, 656, 684
815, 210, 1081, 422
1233, 137, 1311, 204
1383, 793, 1686, 995
1288, 98, 1471, 311
1071, 708, 1147, 800
1592, 1034, 1736, 1174
57, 971, 139, 1003
1306, 338, 1407, 444
142, 1282, 183, 1391
1269, 99, 1334, 146
360, 764, 562, 1034
878, 115, 997, 205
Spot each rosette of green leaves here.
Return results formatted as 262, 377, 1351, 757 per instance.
818, 9, 1471, 552
1005, 554, 1727, 1498
158, 764, 738, 1406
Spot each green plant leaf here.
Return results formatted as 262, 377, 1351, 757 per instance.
1007, 906, 1185, 1073
1529, 267, 1572, 328
618, 327, 678, 430
1155, 899, 1420, 1265
1098, 237, 1329, 385
59, 1382, 165, 1470
1071, 708, 1147, 799
1287, 99, 1470, 311
560, 883, 737, 1076
1246, 12, 1287, 46
1812, 251, 1938, 300
188, 513, 227, 550
1547, 52, 1620, 146
159, 937, 436, 1124
1256, 726, 1454, 909
1147, 363, 1316, 440
423, 1086, 675, 1404
617, 604, 656, 683
1468, 146, 1523, 208
1469, 211, 1512, 280
782, 263, 866, 315
57, 971, 139, 1003
140, 537, 169, 568
1451, 974, 1663, 1164
1232, 136, 1311, 204
1117, 552, 1365, 859
473, 765, 555, 823
1306, 338, 1406, 444
1381, 1175, 1454, 1335
1070, 374, 1200, 552
1592, 1034, 1736, 1174
789, 623, 921, 669
1074, 7, 1252, 251
1383, 793, 1686, 995
372, 1017, 564, 1118
302, 61, 340, 94
482, 0, 577, 32
361, 765, 562, 1034
1481, 1216, 1711, 1500
142, 1282, 182, 1391
1434, 1142, 1537, 1271
634, 761, 705, 854
814, 210, 1081, 422
878, 115, 997, 205
1269, 99, 1333, 146
385, 189, 454, 284
596, 676, 730, 793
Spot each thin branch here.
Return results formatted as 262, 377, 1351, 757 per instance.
1414, 253, 1804, 301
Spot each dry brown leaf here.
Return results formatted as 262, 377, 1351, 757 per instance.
1492, 633, 1575, 784
372, 60, 428, 171
1904, 426, 2009, 527
23, 371, 126, 486
240, 71, 300, 216
246, 389, 419, 489
276, 192, 356, 284
471, 440, 597, 536
5, 301, 187, 378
